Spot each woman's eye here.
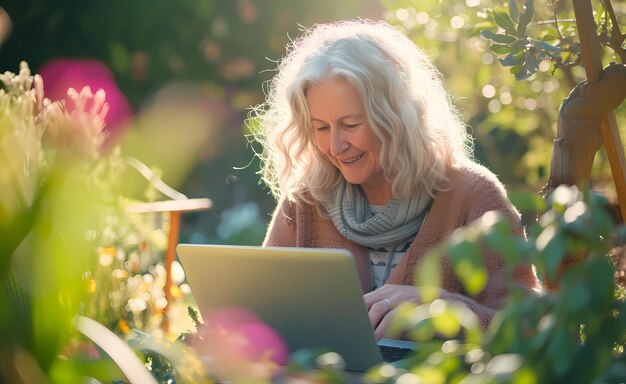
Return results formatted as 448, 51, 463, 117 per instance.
343, 123, 360, 129
314, 125, 329, 132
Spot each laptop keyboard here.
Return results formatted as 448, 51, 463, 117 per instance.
379, 344, 414, 362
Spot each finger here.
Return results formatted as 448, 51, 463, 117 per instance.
374, 309, 394, 340
368, 299, 392, 329
363, 284, 397, 306
363, 290, 383, 309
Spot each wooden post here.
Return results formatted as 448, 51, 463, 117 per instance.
126, 198, 212, 332
162, 210, 181, 331
573, 0, 626, 222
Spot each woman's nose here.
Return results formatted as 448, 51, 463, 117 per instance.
330, 128, 349, 155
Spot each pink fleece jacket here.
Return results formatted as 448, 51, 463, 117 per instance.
263, 160, 542, 329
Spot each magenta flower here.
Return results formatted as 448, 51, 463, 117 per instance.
38, 58, 133, 148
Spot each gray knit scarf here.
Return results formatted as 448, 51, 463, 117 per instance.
324, 180, 431, 250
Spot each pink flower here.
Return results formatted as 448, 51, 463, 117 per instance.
39, 58, 133, 148
42, 85, 110, 160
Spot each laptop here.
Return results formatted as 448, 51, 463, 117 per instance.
176, 244, 416, 373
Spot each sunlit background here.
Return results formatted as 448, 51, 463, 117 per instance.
1, 1, 625, 382
2, 0, 623, 245
0, 0, 386, 247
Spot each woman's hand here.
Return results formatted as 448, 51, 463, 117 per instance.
363, 284, 423, 340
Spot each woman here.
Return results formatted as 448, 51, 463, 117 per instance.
252, 19, 541, 340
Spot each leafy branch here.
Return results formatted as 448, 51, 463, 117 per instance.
598, 0, 626, 63
481, 0, 623, 80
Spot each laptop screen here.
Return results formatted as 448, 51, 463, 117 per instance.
176, 244, 383, 372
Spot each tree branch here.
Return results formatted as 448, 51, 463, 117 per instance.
599, 0, 626, 63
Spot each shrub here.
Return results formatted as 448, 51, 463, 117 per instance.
372, 186, 626, 383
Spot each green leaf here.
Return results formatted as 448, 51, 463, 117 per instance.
482, 219, 522, 264
534, 40, 561, 52
412, 366, 447, 383
493, 8, 517, 35
536, 224, 566, 278
586, 257, 616, 312
510, 39, 529, 52
542, 34, 557, 42
490, 44, 513, 55
526, 51, 539, 70
544, 27, 559, 37
416, 250, 442, 303
480, 30, 517, 44
514, 52, 539, 80
588, 203, 613, 241
512, 367, 537, 384
508, 190, 545, 212
509, 50, 528, 76
431, 304, 462, 338
499, 53, 519, 66
517, 0, 534, 35
410, 319, 436, 342
448, 240, 487, 296
547, 328, 575, 376
529, 317, 555, 351
508, 0, 519, 22
510, 62, 524, 76
455, 258, 487, 296
473, 21, 496, 31
563, 281, 590, 312
388, 302, 419, 338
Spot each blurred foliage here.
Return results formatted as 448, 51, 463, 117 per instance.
481, 0, 625, 80
158, 185, 626, 383
382, 0, 626, 208
2, 0, 624, 241
369, 186, 626, 383
0, 61, 206, 383
83, 209, 172, 333
0, 0, 383, 247
0, 62, 118, 382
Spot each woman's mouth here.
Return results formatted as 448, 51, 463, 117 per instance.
342, 153, 364, 164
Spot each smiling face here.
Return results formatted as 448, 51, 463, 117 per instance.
306, 77, 392, 205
